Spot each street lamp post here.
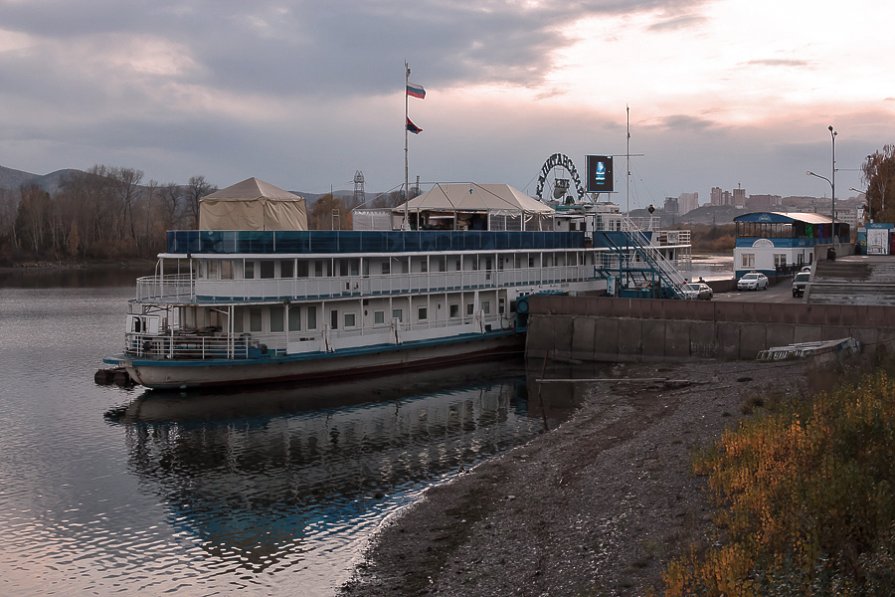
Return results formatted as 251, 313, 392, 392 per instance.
829, 125, 837, 245
806, 125, 838, 245
806, 169, 833, 239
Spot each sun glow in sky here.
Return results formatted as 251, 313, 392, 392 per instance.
0, 0, 893, 204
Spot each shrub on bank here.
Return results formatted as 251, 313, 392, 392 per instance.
664, 369, 895, 595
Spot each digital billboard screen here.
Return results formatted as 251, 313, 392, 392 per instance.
586, 155, 614, 193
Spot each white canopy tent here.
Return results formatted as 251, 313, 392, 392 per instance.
394, 183, 555, 231
199, 177, 308, 231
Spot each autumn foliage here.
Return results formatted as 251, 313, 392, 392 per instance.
665, 367, 895, 594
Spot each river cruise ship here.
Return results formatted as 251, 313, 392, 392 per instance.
107, 179, 690, 389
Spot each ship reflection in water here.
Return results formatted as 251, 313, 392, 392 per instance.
105, 360, 590, 594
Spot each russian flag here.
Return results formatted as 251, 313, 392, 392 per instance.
406, 82, 426, 99
406, 117, 422, 134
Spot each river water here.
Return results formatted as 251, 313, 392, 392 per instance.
0, 270, 592, 596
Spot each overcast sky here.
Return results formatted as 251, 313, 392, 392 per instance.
1, 0, 892, 208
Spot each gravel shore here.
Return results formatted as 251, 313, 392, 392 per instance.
341, 358, 814, 596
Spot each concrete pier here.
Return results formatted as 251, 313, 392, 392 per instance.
526, 295, 895, 363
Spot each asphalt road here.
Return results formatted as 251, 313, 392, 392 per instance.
712, 279, 803, 303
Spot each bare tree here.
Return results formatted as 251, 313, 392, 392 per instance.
113, 167, 144, 243
0, 188, 19, 257
160, 182, 183, 230
310, 194, 353, 230
14, 184, 52, 254
185, 176, 217, 228
863, 146, 895, 223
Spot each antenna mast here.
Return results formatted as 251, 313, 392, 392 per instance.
626, 105, 631, 215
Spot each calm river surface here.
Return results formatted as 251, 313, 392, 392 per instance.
0, 270, 592, 596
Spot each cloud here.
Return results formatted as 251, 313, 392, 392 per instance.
744, 58, 811, 68
655, 114, 719, 132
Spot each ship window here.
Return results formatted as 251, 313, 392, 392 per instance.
467, 303, 474, 315
420, 259, 428, 273
288, 306, 302, 331
307, 306, 317, 330
381, 261, 390, 275
260, 261, 275, 279
350, 259, 359, 276
249, 308, 262, 332
450, 304, 459, 318
221, 260, 233, 279
244, 261, 255, 279
344, 313, 356, 328
270, 307, 284, 332
392, 308, 403, 322
297, 261, 309, 277
528, 256, 535, 267
330, 310, 338, 330
485, 257, 492, 271
374, 311, 385, 325
339, 260, 349, 276
280, 260, 294, 278
455, 258, 461, 271
197, 261, 206, 279
208, 260, 219, 279
418, 307, 428, 321
314, 261, 324, 277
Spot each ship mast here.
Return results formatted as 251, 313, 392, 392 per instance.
626, 105, 631, 215
404, 62, 410, 230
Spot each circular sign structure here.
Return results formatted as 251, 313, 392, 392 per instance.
535, 153, 586, 203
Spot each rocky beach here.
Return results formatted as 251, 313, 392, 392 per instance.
341, 358, 816, 596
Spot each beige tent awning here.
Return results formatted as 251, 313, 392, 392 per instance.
199, 177, 308, 231
396, 182, 554, 214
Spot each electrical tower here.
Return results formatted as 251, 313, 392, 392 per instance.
353, 170, 365, 208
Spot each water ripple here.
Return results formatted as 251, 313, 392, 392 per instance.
1, 286, 592, 595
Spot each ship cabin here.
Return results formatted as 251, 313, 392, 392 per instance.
127, 182, 605, 362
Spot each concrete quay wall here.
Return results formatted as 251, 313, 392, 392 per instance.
526, 295, 895, 363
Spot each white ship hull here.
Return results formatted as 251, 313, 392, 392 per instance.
126, 331, 523, 390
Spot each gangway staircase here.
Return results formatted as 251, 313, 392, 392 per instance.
598, 215, 689, 299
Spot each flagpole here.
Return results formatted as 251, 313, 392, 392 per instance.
404, 61, 410, 230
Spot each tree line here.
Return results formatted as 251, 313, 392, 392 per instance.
0, 166, 410, 265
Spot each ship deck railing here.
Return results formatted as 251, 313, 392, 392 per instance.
125, 310, 509, 360
125, 331, 252, 360
134, 265, 598, 304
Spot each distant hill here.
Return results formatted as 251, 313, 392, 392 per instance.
0, 164, 380, 206
0, 164, 84, 195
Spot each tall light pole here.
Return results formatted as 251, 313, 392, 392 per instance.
806, 170, 833, 238
829, 125, 837, 245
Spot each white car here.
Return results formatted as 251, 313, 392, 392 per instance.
737, 272, 769, 291
681, 282, 713, 300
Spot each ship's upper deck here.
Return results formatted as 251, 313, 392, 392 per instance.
165, 230, 588, 255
